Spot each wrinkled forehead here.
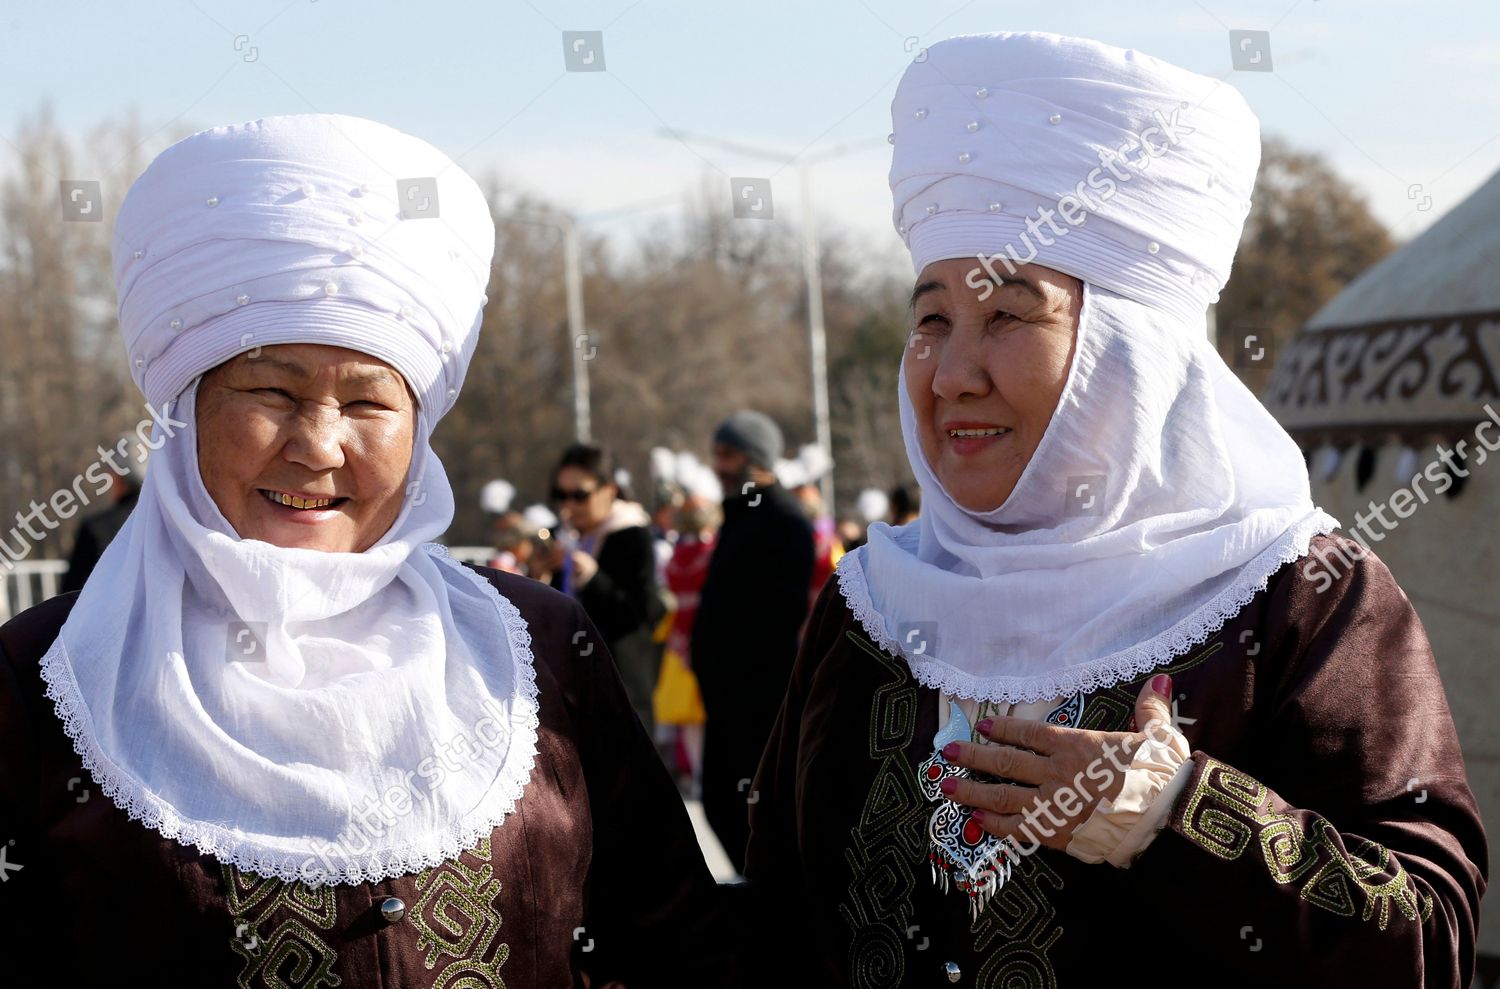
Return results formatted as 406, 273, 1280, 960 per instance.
207, 343, 412, 394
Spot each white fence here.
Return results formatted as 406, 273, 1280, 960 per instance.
1, 560, 69, 624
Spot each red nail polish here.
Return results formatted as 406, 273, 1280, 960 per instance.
976, 718, 993, 735
1151, 674, 1171, 698
942, 741, 961, 759
971, 809, 985, 824
940, 777, 957, 795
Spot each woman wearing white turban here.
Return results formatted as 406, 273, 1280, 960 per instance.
0, 114, 721, 986
739, 33, 1485, 987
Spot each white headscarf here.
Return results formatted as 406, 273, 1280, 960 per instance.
835, 32, 1339, 703
38, 114, 540, 886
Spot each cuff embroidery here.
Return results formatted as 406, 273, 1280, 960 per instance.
1176, 755, 1434, 929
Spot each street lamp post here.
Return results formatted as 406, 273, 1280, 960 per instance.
657, 128, 883, 513
797, 160, 834, 513
498, 210, 591, 442
561, 216, 591, 443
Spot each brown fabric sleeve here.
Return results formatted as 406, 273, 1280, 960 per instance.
1148, 544, 1487, 988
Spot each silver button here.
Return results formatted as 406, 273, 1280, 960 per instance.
944, 960, 961, 983
379, 896, 405, 923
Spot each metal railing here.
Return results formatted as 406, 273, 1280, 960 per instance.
1, 560, 69, 624
1, 546, 500, 625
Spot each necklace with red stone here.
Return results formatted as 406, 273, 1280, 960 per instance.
915, 693, 1084, 919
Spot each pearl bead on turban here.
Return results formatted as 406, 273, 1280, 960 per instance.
111, 112, 495, 418
888, 31, 1260, 324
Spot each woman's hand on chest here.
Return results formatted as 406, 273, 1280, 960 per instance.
937, 674, 1176, 851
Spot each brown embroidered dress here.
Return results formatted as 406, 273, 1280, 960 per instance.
0, 566, 725, 987
739, 535, 1488, 987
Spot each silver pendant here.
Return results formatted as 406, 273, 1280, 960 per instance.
917, 694, 1084, 919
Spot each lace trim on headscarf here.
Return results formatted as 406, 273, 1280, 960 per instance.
835, 510, 1339, 704
37, 545, 541, 886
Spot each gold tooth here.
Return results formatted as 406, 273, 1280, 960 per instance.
267, 491, 335, 509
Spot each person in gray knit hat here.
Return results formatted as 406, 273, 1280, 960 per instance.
694, 410, 815, 873
713, 409, 784, 476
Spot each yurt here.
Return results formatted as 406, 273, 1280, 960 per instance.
1263, 167, 1500, 956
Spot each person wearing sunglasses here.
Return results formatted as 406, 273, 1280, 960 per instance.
550, 443, 667, 735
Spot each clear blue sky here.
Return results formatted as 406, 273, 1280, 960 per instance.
4, 0, 1496, 271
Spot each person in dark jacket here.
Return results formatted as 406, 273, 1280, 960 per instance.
692, 410, 815, 873
551, 442, 666, 734
60, 447, 143, 593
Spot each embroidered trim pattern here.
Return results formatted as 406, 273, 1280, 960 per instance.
410, 833, 511, 980
834, 510, 1339, 704
838, 630, 926, 989
841, 629, 1062, 988
1178, 757, 1435, 929
223, 861, 342, 988
37, 545, 542, 887
223, 833, 511, 987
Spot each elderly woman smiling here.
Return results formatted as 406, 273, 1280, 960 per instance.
739, 32, 1486, 988
196, 344, 418, 554
0, 114, 722, 987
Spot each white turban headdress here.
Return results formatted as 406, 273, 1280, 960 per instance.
38, 113, 541, 885
836, 33, 1340, 702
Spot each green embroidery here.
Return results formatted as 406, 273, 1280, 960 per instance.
410, 835, 511, 984
842, 629, 1063, 988
222, 835, 510, 988
840, 630, 925, 988
223, 864, 342, 988
1180, 757, 1435, 930
968, 852, 1064, 988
